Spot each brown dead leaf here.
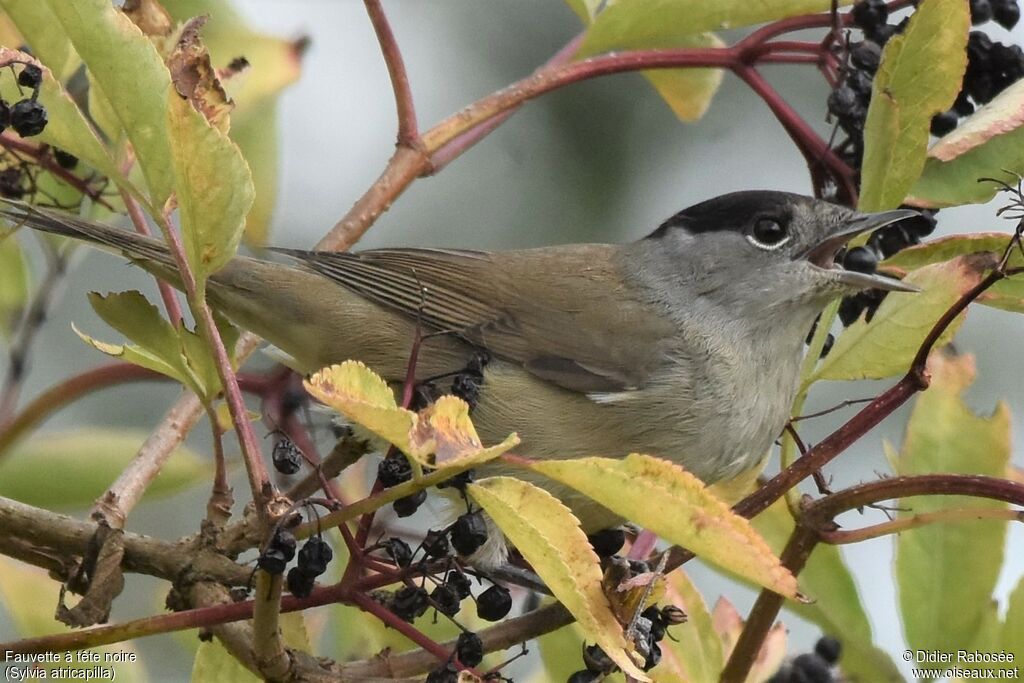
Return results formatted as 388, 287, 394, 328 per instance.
167, 16, 233, 133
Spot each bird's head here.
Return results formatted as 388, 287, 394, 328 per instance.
639, 190, 919, 316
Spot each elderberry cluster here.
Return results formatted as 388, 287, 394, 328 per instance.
566, 605, 687, 682
0, 60, 55, 201
254, 523, 334, 598
1, 62, 48, 139
767, 636, 842, 683
376, 448, 477, 518
368, 518, 512, 679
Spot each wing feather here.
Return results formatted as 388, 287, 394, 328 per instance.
274, 245, 676, 393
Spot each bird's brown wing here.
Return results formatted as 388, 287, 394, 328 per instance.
275, 245, 676, 393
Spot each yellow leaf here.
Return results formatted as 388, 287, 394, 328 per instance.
305, 361, 518, 468
529, 454, 800, 599
468, 477, 647, 680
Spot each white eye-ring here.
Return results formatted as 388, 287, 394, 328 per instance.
747, 217, 791, 251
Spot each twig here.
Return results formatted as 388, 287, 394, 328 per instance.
118, 185, 183, 324
363, 0, 419, 147
0, 242, 67, 422
0, 134, 113, 208
818, 506, 1024, 544
251, 571, 289, 679
719, 525, 819, 683
0, 362, 160, 457
155, 209, 275, 523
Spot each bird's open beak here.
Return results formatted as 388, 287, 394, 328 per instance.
804, 209, 922, 293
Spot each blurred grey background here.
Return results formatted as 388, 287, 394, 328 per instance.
2, 1, 1022, 681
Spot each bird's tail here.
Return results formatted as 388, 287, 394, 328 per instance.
0, 199, 176, 272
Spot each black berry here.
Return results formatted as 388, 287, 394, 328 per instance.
851, 0, 888, 31
377, 455, 412, 487
392, 489, 427, 517
382, 538, 413, 567
389, 586, 429, 622
256, 546, 289, 575
437, 469, 475, 491
422, 529, 450, 558
971, 0, 994, 24
0, 99, 9, 133
587, 528, 626, 557
451, 511, 489, 556
476, 584, 512, 621
286, 566, 315, 597
643, 639, 662, 671
17, 64, 42, 89
994, 0, 1021, 28
930, 110, 958, 137
792, 653, 833, 683
272, 436, 302, 475
426, 662, 459, 683
430, 584, 461, 616
297, 537, 333, 576
446, 571, 472, 600
815, 635, 842, 664
819, 333, 835, 358
567, 671, 600, 683
10, 99, 47, 137
843, 246, 878, 274
583, 644, 615, 673
850, 41, 882, 73
0, 168, 25, 199
455, 631, 483, 667
641, 606, 666, 642
53, 149, 78, 169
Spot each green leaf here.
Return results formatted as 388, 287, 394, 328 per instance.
0, 234, 29, 339
578, 0, 853, 56
883, 234, 1024, 313
910, 80, 1024, 207
893, 353, 1011, 658
752, 498, 904, 682
1001, 576, 1024, 659
637, 34, 725, 122
80, 290, 232, 399
44, 0, 174, 203
231, 106, 279, 245
167, 90, 254, 283
537, 621, 587, 682
859, 0, 968, 211
0, 428, 210, 508
0, 0, 77, 80
658, 569, 724, 683
191, 639, 260, 682
810, 255, 990, 382
468, 476, 647, 680
83, 290, 200, 389
528, 453, 800, 599
163, 0, 303, 244
563, 0, 603, 23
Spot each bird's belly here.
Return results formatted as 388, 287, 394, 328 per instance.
469, 360, 791, 529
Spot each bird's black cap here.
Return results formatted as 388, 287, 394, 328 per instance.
647, 190, 811, 239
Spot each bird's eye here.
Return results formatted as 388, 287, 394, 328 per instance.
747, 217, 790, 250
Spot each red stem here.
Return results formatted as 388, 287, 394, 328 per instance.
363, 0, 419, 147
